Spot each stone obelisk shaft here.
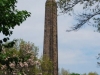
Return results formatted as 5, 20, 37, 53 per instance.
43, 0, 58, 75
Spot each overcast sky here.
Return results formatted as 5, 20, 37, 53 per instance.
1, 0, 100, 74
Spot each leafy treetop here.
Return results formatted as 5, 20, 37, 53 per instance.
0, 0, 31, 51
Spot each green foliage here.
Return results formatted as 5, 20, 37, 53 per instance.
59, 68, 99, 75
70, 73, 80, 75
40, 55, 53, 75
0, 39, 39, 75
88, 72, 98, 75
59, 68, 70, 75
0, 39, 53, 75
59, 68, 80, 75
82, 73, 87, 75
0, 0, 31, 51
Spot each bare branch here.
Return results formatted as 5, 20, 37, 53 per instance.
57, 0, 99, 14
66, 6, 100, 31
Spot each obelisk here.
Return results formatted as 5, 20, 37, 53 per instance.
43, 0, 58, 75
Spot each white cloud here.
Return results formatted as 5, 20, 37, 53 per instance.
59, 49, 88, 65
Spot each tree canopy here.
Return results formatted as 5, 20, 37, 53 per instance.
0, 0, 31, 51
0, 39, 41, 75
57, 0, 100, 32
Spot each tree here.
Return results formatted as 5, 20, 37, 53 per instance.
40, 55, 53, 75
88, 72, 98, 75
0, 0, 31, 52
57, 0, 100, 32
70, 73, 80, 75
97, 53, 100, 67
59, 68, 70, 75
82, 73, 87, 75
0, 39, 41, 75
57, 0, 100, 66
0, 39, 54, 75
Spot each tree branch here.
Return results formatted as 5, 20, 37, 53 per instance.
67, 10, 100, 31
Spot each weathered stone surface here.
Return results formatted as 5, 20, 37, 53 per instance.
43, 0, 58, 75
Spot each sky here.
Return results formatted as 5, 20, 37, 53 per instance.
1, 0, 100, 74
